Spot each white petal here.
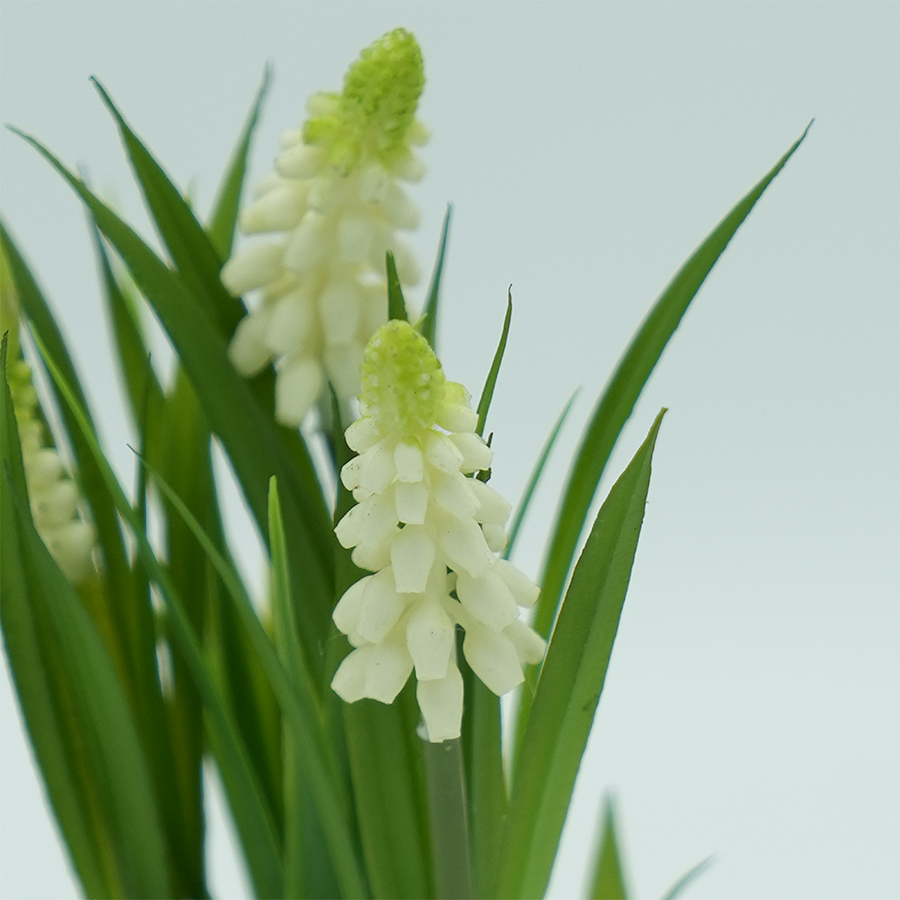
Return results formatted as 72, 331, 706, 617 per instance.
358, 280, 389, 337
319, 281, 361, 345
469, 480, 511, 526
483, 525, 508, 553
221, 242, 285, 295
463, 623, 524, 696
33, 480, 80, 528
357, 568, 405, 643
240, 182, 309, 233
431, 471, 479, 520
391, 148, 427, 183
448, 432, 493, 474
24, 448, 64, 490
423, 431, 464, 473
390, 526, 435, 594
406, 598, 455, 680
435, 402, 477, 434
394, 481, 428, 524
265, 286, 317, 356
503, 618, 547, 666
456, 569, 519, 632
333, 576, 371, 635
228, 311, 274, 375
337, 214, 376, 264
342, 490, 399, 550
435, 511, 494, 579
417, 664, 464, 742
356, 440, 395, 494
494, 558, 540, 608
345, 416, 381, 452
364, 633, 414, 703
378, 182, 420, 230
283, 211, 327, 274
331, 646, 370, 702
275, 142, 325, 178
340, 456, 362, 492
275, 356, 322, 426
323, 342, 364, 399
394, 439, 424, 482
351, 526, 397, 571
45, 520, 94, 582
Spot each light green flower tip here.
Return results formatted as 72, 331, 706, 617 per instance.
305, 28, 424, 171
360, 319, 445, 436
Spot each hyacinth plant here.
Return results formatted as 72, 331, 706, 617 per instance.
0, 27, 808, 900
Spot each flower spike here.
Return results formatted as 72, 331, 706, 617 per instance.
222, 28, 428, 426
332, 320, 545, 742
1, 249, 95, 582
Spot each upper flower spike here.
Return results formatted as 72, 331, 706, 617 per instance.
222, 28, 428, 427
331, 321, 546, 742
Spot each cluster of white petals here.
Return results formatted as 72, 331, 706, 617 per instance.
9, 359, 94, 582
221, 28, 428, 426
331, 320, 546, 742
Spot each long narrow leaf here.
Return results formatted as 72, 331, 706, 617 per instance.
476, 289, 512, 437
660, 856, 715, 900
13, 132, 336, 671
207, 67, 271, 259
497, 410, 665, 899
534, 126, 811, 640
92, 79, 244, 337
419, 205, 451, 349
589, 797, 629, 900
32, 338, 285, 899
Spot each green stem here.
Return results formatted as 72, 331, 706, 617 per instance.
422, 736, 473, 900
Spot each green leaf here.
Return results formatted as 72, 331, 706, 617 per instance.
660, 856, 715, 900
207, 66, 271, 259
29, 337, 285, 899
419, 205, 451, 350
476, 289, 512, 437
462, 675, 506, 900
145, 463, 367, 899
14, 132, 336, 673
2, 343, 173, 899
497, 410, 665, 900
589, 797, 629, 900
91, 79, 244, 338
505, 389, 579, 558
0, 222, 135, 649
1, 339, 111, 898
533, 125, 811, 642
386, 251, 409, 322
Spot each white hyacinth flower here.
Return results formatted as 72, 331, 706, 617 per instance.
222, 28, 428, 426
1, 251, 94, 582
331, 320, 546, 742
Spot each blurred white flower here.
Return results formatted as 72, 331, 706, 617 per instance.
331, 320, 545, 742
1, 251, 94, 582
222, 28, 428, 426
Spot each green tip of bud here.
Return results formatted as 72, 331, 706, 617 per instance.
305, 28, 425, 171
361, 319, 445, 435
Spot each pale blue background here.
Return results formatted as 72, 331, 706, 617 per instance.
1, 2, 898, 899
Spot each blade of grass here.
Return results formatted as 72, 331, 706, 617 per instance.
419, 204, 451, 349
207, 66, 271, 259
32, 337, 285, 899
497, 410, 665, 900
660, 856, 715, 900
13, 133, 336, 673
533, 125, 811, 643
588, 797, 629, 900
387, 251, 409, 322
476, 289, 512, 437
92, 79, 244, 337
504, 389, 579, 558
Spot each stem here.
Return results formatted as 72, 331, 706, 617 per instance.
422, 736, 473, 900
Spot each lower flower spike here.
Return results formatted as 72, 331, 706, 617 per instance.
331, 319, 545, 741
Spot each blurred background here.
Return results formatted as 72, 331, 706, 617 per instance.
1, 3, 897, 898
